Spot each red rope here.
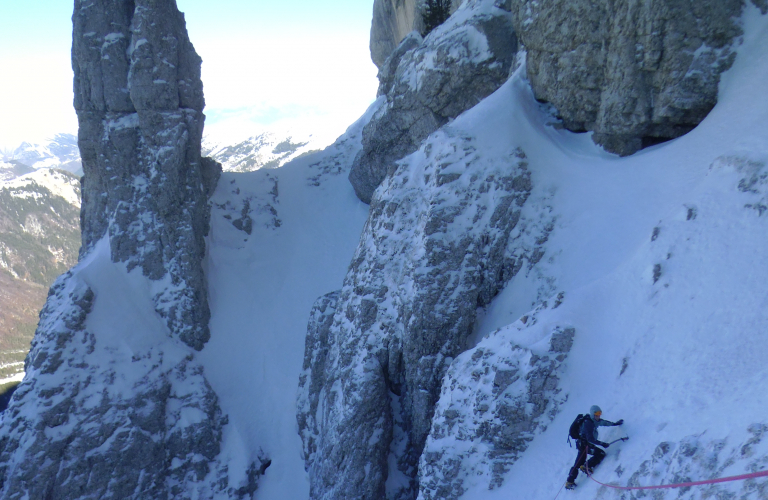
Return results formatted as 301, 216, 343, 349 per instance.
552, 481, 566, 500
587, 467, 768, 491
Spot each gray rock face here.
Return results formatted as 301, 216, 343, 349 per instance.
418, 307, 573, 500
350, 1, 518, 203
370, 0, 464, 69
0, 270, 255, 499
509, 0, 756, 156
298, 126, 537, 499
370, 0, 424, 69
0, 2, 256, 498
73, 0, 221, 350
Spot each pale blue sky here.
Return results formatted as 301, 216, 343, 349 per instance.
0, 0, 378, 150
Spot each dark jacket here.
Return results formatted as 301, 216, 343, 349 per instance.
579, 415, 620, 447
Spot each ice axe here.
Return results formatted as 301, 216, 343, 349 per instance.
608, 437, 629, 445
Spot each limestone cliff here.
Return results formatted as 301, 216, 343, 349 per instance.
370, 0, 463, 69
299, 129, 539, 500
508, 0, 767, 156
0, 2, 262, 498
303, 2, 768, 499
372, 0, 765, 157
74, 0, 220, 350
371, 0, 424, 69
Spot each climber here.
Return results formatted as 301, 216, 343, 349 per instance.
564, 405, 624, 490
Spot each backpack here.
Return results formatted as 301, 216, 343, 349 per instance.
567, 414, 586, 445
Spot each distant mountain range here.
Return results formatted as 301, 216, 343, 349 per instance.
1, 133, 83, 178
1, 129, 331, 184
202, 129, 328, 172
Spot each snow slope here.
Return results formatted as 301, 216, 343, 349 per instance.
424, 6, 768, 500
192, 5, 767, 500
197, 103, 381, 497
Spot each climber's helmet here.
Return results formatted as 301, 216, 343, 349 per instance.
590, 405, 602, 420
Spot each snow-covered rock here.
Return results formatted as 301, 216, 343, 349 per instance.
73, 0, 219, 350
418, 309, 573, 500
0, 1, 242, 497
0, 252, 234, 498
621, 427, 768, 499
298, 115, 553, 498
3, 2, 768, 500
300, 5, 768, 499
349, 0, 518, 203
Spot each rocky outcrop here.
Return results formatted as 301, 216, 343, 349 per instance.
351, 0, 518, 203
73, 0, 220, 350
370, 0, 464, 68
0, 269, 238, 499
508, 0, 761, 156
0, 2, 252, 498
299, 124, 538, 498
419, 305, 573, 500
